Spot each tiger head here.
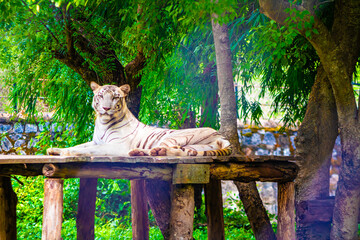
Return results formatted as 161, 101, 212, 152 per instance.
90, 81, 130, 117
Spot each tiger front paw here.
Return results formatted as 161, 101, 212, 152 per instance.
150, 147, 167, 156
128, 149, 149, 156
47, 148, 62, 155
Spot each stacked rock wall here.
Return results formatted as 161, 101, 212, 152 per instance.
0, 117, 53, 155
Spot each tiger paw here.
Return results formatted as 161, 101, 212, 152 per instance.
128, 149, 148, 156
187, 149, 198, 156
150, 147, 167, 156
47, 148, 62, 155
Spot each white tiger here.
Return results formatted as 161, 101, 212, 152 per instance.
47, 82, 232, 157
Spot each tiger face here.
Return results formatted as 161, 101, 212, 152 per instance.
90, 82, 130, 117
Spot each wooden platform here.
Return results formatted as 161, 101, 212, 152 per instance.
0, 154, 299, 240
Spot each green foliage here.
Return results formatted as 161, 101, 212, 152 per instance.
232, 8, 319, 125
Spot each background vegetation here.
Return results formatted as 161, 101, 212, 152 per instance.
0, 0, 352, 239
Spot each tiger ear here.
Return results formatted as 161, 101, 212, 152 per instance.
119, 84, 130, 96
90, 81, 101, 92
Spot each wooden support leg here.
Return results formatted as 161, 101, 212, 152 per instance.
205, 179, 224, 240
0, 177, 17, 240
42, 178, 63, 240
77, 178, 97, 240
169, 184, 195, 240
277, 181, 295, 240
131, 180, 149, 240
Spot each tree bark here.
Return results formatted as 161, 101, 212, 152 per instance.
211, 15, 276, 240
0, 177, 17, 240
77, 178, 97, 240
294, 66, 338, 240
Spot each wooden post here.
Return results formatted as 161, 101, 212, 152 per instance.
42, 178, 64, 240
169, 184, 195, 240
0, 177, 17, 240
277, 181, 295, 240
131, 180, 149, 240
77, 178, 98, 240
205, 179, 225, 240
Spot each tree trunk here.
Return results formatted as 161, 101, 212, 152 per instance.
258, 0, 360, 238
211, 15, 276, 240
294, 66, 338, 240
0, 177, 17, 240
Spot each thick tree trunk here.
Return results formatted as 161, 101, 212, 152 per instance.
330, 133, 360, 240
258, 1, 360, 238
294, 66, 338, 240
211, 16, 276, 240
0, 177, 17, 240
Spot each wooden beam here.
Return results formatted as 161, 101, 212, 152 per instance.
42, 178, 64, 240
173, 164, 210, 184
0, 164, 43, 177
77, 178, 97, 240
42, 163, 172, 181
131, 180, 149, 240
205, 179, 225, 240
169, 184, 195, 240
277, 182, 295, 240
210, 162, 298, 182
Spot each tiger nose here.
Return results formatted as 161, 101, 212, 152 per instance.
103, 107, 111, 111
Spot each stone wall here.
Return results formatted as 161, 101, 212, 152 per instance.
0, 117, 55, 155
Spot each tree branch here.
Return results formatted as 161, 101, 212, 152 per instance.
21, 0, 60, 44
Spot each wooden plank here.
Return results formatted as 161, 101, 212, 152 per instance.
277, 182, 295, 240
205, 179, 225, 240
0, 155, 214, 164
77, 178, 97, 240
42, 178, 63, 240
42, 163, 173, 181
131, 180, 149, 240
0, 154, 300, 164
169, 184, 195, 240
210, 162, 298, 182
172, 164, 210, 184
